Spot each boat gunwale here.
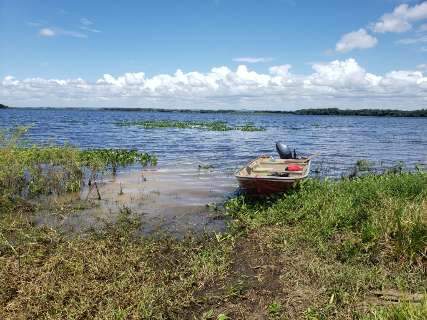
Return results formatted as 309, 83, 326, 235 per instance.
234, 156, 311, 181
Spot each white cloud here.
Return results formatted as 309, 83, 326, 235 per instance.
417, 63, 427, 71
80, 26, 101, 33
232, 57, 273, 63
269, 64, 292, 77
334, 2, 427, 53
59, 29, 88, 38
79, 17, 100, 33
372, 1, 427, 33
396, 34, 427, 44
38, 27, 87, 38
335, 29, 378, 52
39, 28, 56, 37
80, 18, 93, 26
2, 59, 427, 109
33, 18, 98, 38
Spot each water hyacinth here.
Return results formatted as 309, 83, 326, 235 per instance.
116, 120, 265, 131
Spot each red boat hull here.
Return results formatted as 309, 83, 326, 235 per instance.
236, 177, 298, 195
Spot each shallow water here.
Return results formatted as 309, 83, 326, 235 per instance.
35, 166, 234, 236
2, 108, 427, 234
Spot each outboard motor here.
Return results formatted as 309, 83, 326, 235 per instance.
276, 142, 294, 159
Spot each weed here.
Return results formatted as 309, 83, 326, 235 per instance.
268, 301, 282, 317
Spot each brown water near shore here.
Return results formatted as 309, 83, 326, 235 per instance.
34, 165, 237, 236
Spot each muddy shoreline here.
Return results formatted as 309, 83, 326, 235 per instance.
34, 165, 237, 236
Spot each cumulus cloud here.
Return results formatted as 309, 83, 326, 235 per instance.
232, 57, 273, 63
2, 59, 427, 109
372, 1, 427, 33
335, 29, 378, 52
334, 2, 427, 53
269, 64, 292, 77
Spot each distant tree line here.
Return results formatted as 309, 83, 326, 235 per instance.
103, 107, 427, 117
3, 105, 427, 117
291, 108, 427, 117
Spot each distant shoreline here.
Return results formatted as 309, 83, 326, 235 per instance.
2, 105, 427, 117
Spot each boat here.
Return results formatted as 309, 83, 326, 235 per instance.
235, 143, 313, 195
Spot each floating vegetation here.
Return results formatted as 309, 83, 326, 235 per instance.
116, 120, 265, 131
355, 159, 373, 172
198, 164, 214, 170
235, 123, 265, 132
80, 149, 157, 175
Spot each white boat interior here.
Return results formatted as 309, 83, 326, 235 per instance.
236, 156, 311, 179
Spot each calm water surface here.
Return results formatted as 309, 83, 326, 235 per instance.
1, 108, 426, 176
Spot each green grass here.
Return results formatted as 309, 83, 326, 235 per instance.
0, 210, 232, 319
0, 127, 157, 201
226, 172, 427, 265
116, 119, 265, 131
361, 298, 427, 320
1, 171, 426, 319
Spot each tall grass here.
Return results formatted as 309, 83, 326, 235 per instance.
226, 172, 427, 265
0, 128, 83, 200
0, 127, 157, 204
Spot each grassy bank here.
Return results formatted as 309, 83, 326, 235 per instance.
0, 132, 426, 318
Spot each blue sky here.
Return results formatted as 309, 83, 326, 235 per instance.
1, 0, 427, 109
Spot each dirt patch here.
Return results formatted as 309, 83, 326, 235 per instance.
192, 227, 326, 319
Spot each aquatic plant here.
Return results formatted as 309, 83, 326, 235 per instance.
80, 149, 157, 175
355, 159, 373, 171
0, 127, 157, 201
0, 128, 83, 198
235, 122, 265, 132
116, 119, 265, 131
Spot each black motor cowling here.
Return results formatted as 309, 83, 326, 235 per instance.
276, 142, 295, 159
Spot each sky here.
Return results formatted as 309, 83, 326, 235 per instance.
1, 0, 427, 110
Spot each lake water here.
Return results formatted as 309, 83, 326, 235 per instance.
1, 108, 426, 235
1, 108, 426, 175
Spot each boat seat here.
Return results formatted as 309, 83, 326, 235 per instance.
252, 167, 303, 173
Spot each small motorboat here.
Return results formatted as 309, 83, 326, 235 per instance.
235, 143, 313, 195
